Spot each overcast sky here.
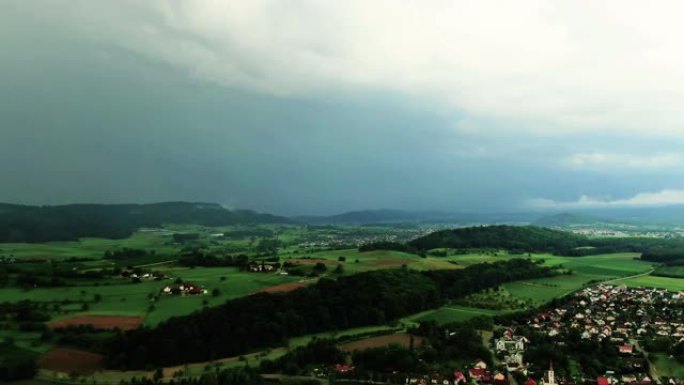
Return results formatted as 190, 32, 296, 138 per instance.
3, 1, 684, 215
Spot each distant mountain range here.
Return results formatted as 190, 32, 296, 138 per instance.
0, 202, 290, 243
296, 205, 684, 227
294, 209, 540, 225
5, 201, 684, 244
532, 213, 614, 228
533, 206, 684, 228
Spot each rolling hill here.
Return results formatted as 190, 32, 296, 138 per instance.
0, 202, 291, 243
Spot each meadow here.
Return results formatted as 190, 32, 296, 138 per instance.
620, 275, 684, 291
406, 305, 509, 324
1, 224, 682, 383
652, 354, 684, 378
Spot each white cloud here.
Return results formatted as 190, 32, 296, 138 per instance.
530, 189, 684, 209
563, 152, 684, 171
9, 1, 684, 135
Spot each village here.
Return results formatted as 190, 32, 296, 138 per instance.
491, 284, 684, 385
321, 284, 684, 385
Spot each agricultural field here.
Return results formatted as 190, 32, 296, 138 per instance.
0, 232, 177, 261
503, 252, 652, 301
1, 223, 681, 383
620, 275, 684, 291
0, 224, 438, 370
280, 248, 459, 274
339, 333, 424, 353
654, 265, 684, 278
406, 305, 508, 325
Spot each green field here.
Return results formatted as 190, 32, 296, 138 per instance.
2, 224, 680, 384
0, 232, 177, 261
406, 305, 508, 325
652, 354, 684, 378
146, 267, 302, 325
446, 252, 656, 309
279, 248, 460, 274
653, 265, 684, 278
620, 275, 684, 291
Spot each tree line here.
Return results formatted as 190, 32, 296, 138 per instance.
103, 259, 553, 369
407, 225, 684, 259
0, 202, 290, 243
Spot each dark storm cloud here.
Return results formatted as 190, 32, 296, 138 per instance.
4, 1, 684, 214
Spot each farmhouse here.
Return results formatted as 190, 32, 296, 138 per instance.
248, 262, 279, 272
161, 283, 207, 295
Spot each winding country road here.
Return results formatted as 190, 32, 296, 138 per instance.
603, 268, 655, 284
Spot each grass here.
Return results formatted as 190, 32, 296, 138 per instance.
504, 253, 653, 305
620, 275, 684, 291
0, 267, 302, 327
653, 265, 684, 278
146, 267, 301, 325
503, 274, 591, 304
652, 353, 684, 378
405, 305, 509, 325
0, 232, 177, 261
0, 226, 673, 384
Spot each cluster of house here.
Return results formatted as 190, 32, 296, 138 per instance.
516, 284, 684, 385
568, 229, 679, 239
465, 360, 509, 385
495, 330, 530, 375
248, 262, 279, 272
528, 284, 684, 343
120, 270, 167, 281
160, 283, 207, 295
323, 360, 510, 385
297, 227, 435, 250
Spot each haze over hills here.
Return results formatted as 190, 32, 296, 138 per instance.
532, 205, 684, 228
295, 209, 541, 225
6, 201, 684, 244
295, 205, 684, 227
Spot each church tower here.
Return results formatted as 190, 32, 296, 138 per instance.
541, 362, 556, 385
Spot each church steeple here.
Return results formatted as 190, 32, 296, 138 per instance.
542, 362, 556, 385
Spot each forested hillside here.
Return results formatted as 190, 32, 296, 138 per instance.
408, 225, 684, 258
0, 202, 290, 243
104, 259, 554, 369
408, 225, 585, 253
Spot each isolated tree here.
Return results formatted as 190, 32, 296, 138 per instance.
313, 262, 327, 273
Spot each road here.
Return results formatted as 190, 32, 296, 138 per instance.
603, 268, 655, 284
632, 339, 661, 384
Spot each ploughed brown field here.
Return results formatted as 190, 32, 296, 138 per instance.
339, 333, 425, 353
48, 315, 143, 330
39, 348, 104, 374
250, 282, 308, 295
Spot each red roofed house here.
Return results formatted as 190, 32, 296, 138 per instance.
470, 368, 486, 380
598, 377, 610, 385
454, 371, 467, 383
335, 364, 353, 373
619, 345, 634, 354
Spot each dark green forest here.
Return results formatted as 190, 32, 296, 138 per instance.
408, 225, 684, 258
104, 259, 553, 369
0, 202, 290, 243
